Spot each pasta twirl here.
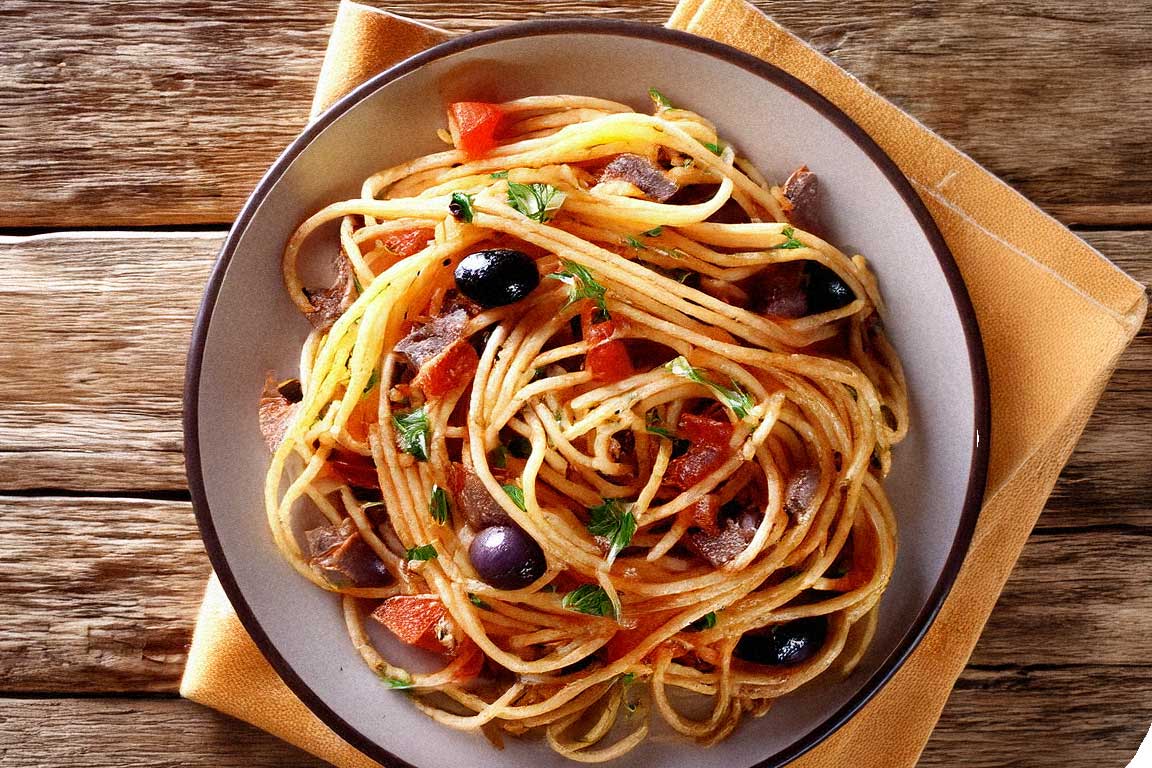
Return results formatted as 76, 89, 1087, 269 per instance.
261, 92, 907, 761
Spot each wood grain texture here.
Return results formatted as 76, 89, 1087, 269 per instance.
0, 665, 1147, 768
923, 665, 1152, 768
0, 234, 218, 492
0, 697, 330, 768
1, 0, 1150, 227
0, 497, 206, 693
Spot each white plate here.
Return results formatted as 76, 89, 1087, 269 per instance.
185, 19, 989, 768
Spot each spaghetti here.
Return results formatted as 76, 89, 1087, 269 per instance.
261, 91, 907, 761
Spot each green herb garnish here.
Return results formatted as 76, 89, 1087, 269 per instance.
688, 612, 717, 631
587, 498, 637, 566
405, 543, 438, 561
625, 235, 646, 249
648, 88, 673, 110
488, 445, 508, 469
502, 483, 526, 511
507, 181, 567, 223
642, 226, 663, 237
562, 584, 617, 619
391, 406, 429, 461
381, 675, 414, 690
449, 191, 475, 223
489, 170, 510, 179
429, 484, 450, 525
468, 592, 492, 610
549, 259, 609, 320
361, 368, 379, 395
770, 226, 804, 250
352, 273, 363, 294
702, 141, 724, 155
665, 356, 756, 420
645, 409, 675, 439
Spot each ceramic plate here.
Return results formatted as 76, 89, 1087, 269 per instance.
185, 19, 989, 768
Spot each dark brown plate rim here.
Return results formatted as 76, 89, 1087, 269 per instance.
184, 18, 991, 768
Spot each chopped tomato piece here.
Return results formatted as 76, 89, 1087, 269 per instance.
580, 305, 634, 383
451, 639, 486, 681
372, 595, 452, 654
580, 306, 615, 345
447, 101, 504, 159
413, 338, 479, 399
385, 227, 435, 258
679, 494, 722, 537
664, 414, 734, 490
327, 450, 379, 489
345, 388, 379, 443
586, 339, 634, 383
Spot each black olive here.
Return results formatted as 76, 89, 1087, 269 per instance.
734, 616, 827, 666
469, 525, 546, 590
454, 249, 540, 308
804, 262, 855, 314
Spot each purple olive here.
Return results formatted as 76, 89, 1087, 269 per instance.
469, 525, 546, 590
734, 616, 827, 666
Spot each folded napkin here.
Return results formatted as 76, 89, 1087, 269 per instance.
181, 1, 1148, 766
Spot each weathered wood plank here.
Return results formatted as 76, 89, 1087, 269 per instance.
0, 233, 219, 491
0, 697, 330, 768
923, 665, 1152, 768
1, 1, 1150, 226
0, 494, 1147, 693
0, 663, 1148, 768
968, 528, 1152, 668
0, 497, 206, 693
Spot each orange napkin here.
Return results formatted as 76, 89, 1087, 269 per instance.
181, 1, 1148, 766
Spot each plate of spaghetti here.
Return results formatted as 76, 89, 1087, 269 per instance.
186, 19, 988, 768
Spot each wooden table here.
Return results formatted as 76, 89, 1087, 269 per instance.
1, 1, 1149, 765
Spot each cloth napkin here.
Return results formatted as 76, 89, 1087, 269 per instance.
181, 1, 1149, 766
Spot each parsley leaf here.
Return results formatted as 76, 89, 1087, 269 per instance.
548, 260, 609, 320
507, 182, 567, 223
377, 670, 414, 690
625, 235, 646, 250
562, 584, 617, 619
489, 170, 509, 179
688, 612, 717, 631
429, 484, 450, 525
449, 191, 475, 223
587, 498, 637, 566
468, 593, 492, 610
352, 273, 363, 294
487, 445, 508, 469
391, 406, 429, 461
642, 226, 663, 237
702, 141, 724, 155
502, 483, 526, 511
770, 226, 804, 250
645, 408, 675, 439
405, 543, 438, 561
665, 356, 756, 419
648, 87, 673, 110
361, 368, 379, 395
